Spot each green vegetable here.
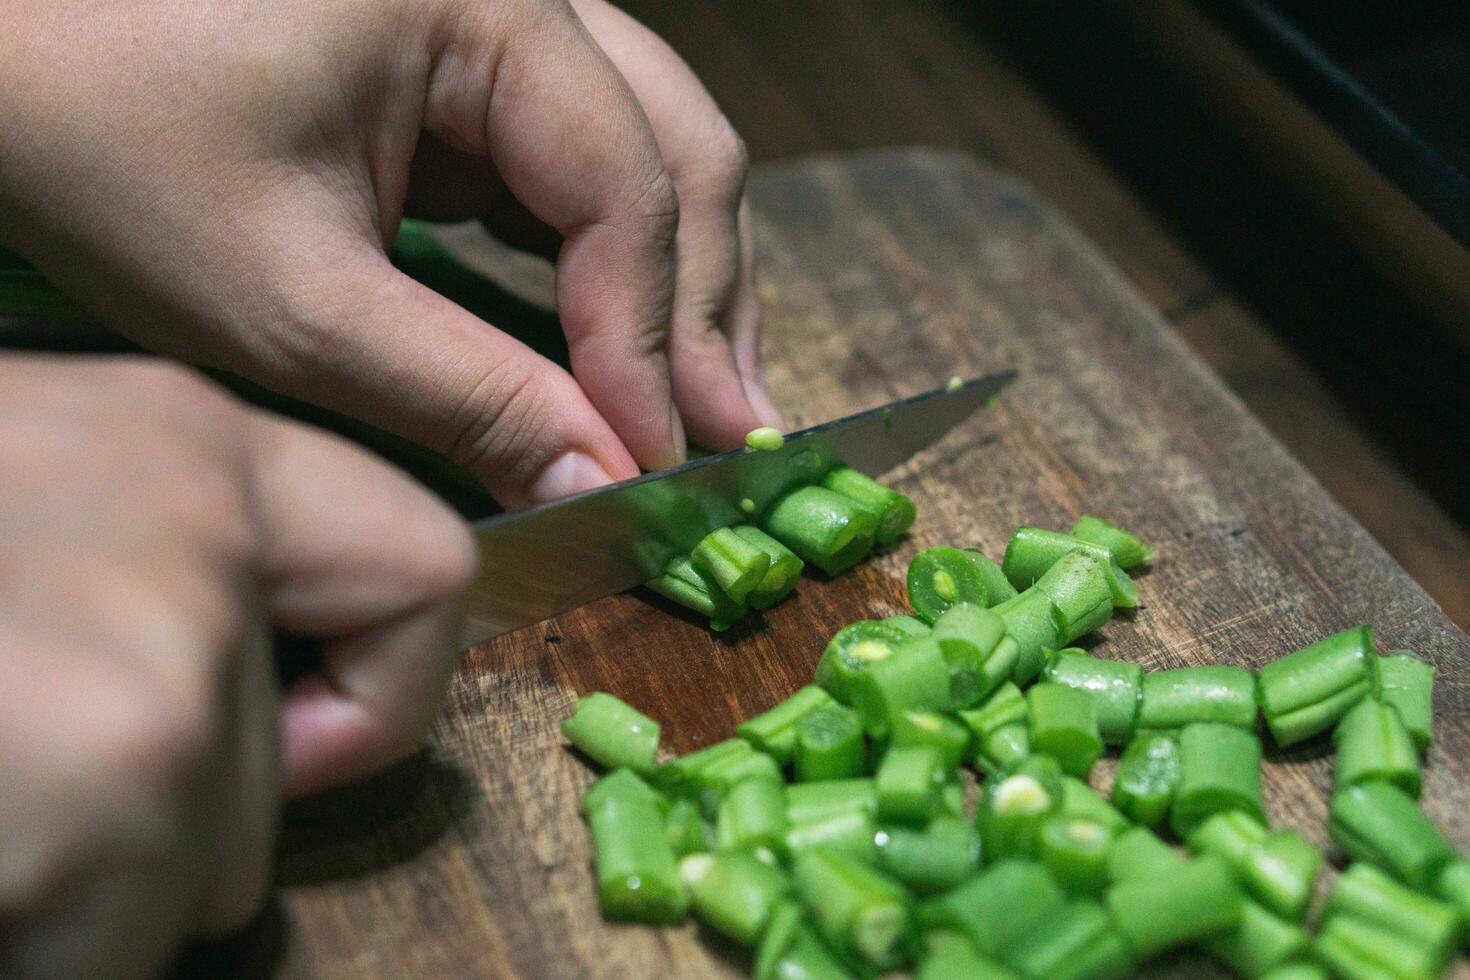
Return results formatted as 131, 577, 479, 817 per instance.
736, 685, 834, 765
745, 426, 785, 451
1070, 514, 1152, 569
1001, 526, 1139, 607
978, 755, 1064, 861
1039, 817, 1113, 896
1329, 781, 1457, 890
782, 808, 878, 865
1257, 625, 1377, 746
665, 799, 713, 857
1171, 721, 1265, 837
907, 546, 990, 623
1058, 776, 1129, 838
962, 548, 1019, 605
916, 860, 1065, 962
681, 852, 789, 945
1105, 826, 1184, 883
731, 525, 805, 609
715, 776, 786, 853
1135, 665, 1258, 733
1104, 855, 1243, 957
930, 602, 1012, 707
814, 619, 911, 705
691, 526, 772, 604
1375, 651, 1435, 752
959, 680, 1032, 771
586, 792, 688, 922
1030, 552, 1114, 642
1333, 696, 1420, 797
560, 692, 660, 774
1026, 682, 1104, 777
849, 636, 953, 738
646, 553, 746, 630
753, 901, 803, 980
1202, 900, 1310, 979
1316, 911, 1447, 980
1008, 899, 1135, 980
760, 926, 852, 980
793, 703, 866, 782
1042, 648, 1143, 745
821, 466, 916, 546
884, 613, 932, 636
875, 745, 946, 824
1325, 863, 1459, 971
1187, 811, 1320, 921
1111, 732, 1180, 828
991, 589, 1066, 684
580, 767, 669, 818
889, 709, 971, 771
876, 816, 981, 895
792, 849, 909, 968
1434, 858, 1470, 944
763, 485, 879, 576
784, 779, 876, 825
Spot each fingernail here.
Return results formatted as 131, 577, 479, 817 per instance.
668, 402, 687, 466
528, 451, 614, 504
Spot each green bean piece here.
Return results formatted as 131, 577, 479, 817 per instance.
1026, 682, 1104, 777
890, 709, 972, 771
650, 738, 748, 797
587, 793, 688, 922
1001, 527, 1139, 608
1316, 912, 1447, 980
793, 703, 866, 782
665, 799, 713, 858
1333, 697, 1421, 798
753, 900, 804, 980
1111, 732, 1181, 828
1435, 858, 1470, 946
962, 548, 1020, 606
1058, 777, 1128, 838
1329, 781, 1457, 890
766, 928, 853, 980
1105, 854, 1243, 958
875, 746, 946, 825
930, 602, 1011, 707
979, 724, 1030, 773
1171, 722, 1265, 837
1188, 811, 1320, 921
737, 686, 836, 765
1009, 899, 1135, 980
1105, 826, 1184, 884
691, 526, 772, 604
884, 613, 932, 637
792, 849, 910, 969
1376, 651, 1434, 753
916, 928, 977, 962
1258, 966, 1328, 980
745, 426, 785, 451
716, 777, 786, 853
1031, 551, 1115, 642
646, 553, 746, 631
917, 944, 1021, 980
1202, 900, 1310, 979
580, 767, 671, 818
763, 485, 879, 576
814, 619, 910, 706
821, 466, 916, 546
850, 637, 953, 738
1040, 818, 1112, 896
693, 746, 783, 817
1135, 665, 1259, 733
907, 546, 990, 623
730, 525, 805, 609
1257, 625, 1377, 747
680, 852, 789, 946
1042, 648, 1143, 745
917, 860, 1066, 962
561, 692, 661, 774
782, 811, 879, 868
1326, 863, 1459, 970
991, 589, 1067, 684
785, 779, 877, 825
978, 755, 1064, 861
877, 816, 981, 896
958, 681, 1030, 769
1069, 514, 1152, 570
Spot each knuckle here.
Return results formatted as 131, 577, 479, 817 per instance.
96, 672, 220, 799
626, 164, 681, 245
445, 362, 557, 488
704, 121, 750, 197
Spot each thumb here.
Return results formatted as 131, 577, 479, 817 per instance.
267, 249, 638, 507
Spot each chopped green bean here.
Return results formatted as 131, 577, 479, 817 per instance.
1058, 777, 1128, 838
692, 527, 772, 604
1104, 855, 1243, 957
1376, 651, 1435, 753
753, 901, 803, 980
978, 755, 1064, 861
1326, 863, 1459, 970
1257, 625, 1377, 747
876, 816, 981, 895
1026, 682, 1104, 777
931, 602, 1011, 707
745, 426, 785, 451
1106, 826, 1184, 883
664, 798, 713, 858
1070, 515, 1152, 569
716, 776, 786, 853
1042, 648, 1143, 744
785, 779, 876, 825
793, 703, 866, 782
587, 792, 688, 922
1187, 811, 1319, 921
850, 636, 953, 738
651, 738, 747, 797
681, 851, 789, 945
1040, 817, 1113, 896
875, 746, 946, 824
561, 692, 660, 774
890, 709, 971, 771
1258, 966, 1327, 980
992, 589, 1067, 684
1328, 781, 1457, 890
1009, 899, 1135, 980
792, 849, 910, 968
731, 525, 805, 609
821, 466, 916, 546
1001, 526, 1139, 607
908, 547, 990, 623
1032, 551, 1115, 642
1333, 696, 1420, 797
781, 807, 879, 865
963, 548, 1020, 605
916, 860, 1065, 961
693, 747, 783, 816
1316, 912, 1447, 980
1202, 900, 1310, 979
647, 553, 747, 630
737, 685, 835, 765
1171, 722, 1265, 836
917, 944, 1021, 980
979, 724, 1031, 772
1136, 665, 1258, 733
581, 767, 670, 818
763, 485, 879, 576
814, 619, 911, 705
1111, 732, 1181, 828
763, 928, 852, 980
1434, 858, 1470, 944
884, 613, 932, 636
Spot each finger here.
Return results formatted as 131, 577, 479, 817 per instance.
726, 196, 783, 427
425, 0, 685, 469
242, 409, 477, 797
403, 135, 560, 259
568, 0, 781, 444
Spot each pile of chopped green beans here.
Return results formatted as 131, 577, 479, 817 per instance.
567, 513, 1462, 979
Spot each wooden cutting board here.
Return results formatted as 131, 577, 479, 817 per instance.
200, 149, 1470, 979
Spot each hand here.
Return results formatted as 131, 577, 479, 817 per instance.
0, 0, 780, 508
0, 355, 475, 977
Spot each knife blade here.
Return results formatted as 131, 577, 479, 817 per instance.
460, 370, 1015, 645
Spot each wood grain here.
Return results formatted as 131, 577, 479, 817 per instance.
239, 151, 1470, 978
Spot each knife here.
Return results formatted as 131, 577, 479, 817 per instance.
460, 370, 1016, 646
